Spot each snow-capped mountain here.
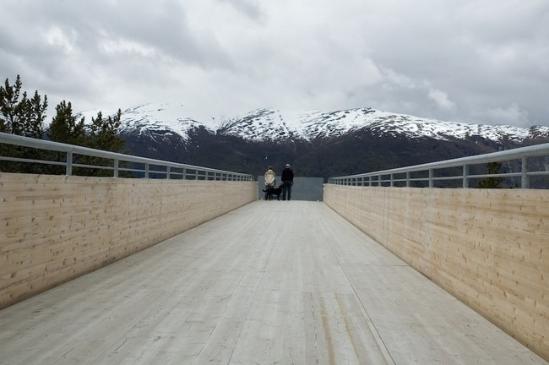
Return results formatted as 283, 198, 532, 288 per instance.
218, 109, 298, 141
297, 108, 545, 141
118, 103, 549, 143
114, 103, 549, 180
120, 103, 212, 138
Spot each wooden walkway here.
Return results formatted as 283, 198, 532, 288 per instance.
0, 201, 545, 364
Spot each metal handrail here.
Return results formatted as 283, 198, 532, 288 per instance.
328, 142, 549, 188
0, 132, 253, 181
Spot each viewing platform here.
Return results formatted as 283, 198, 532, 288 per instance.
0, 201, 545, 364
1, 132, 548, 364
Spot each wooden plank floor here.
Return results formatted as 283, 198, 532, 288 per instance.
0, 201, 545, 364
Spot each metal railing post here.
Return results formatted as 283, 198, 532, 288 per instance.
390, 174, 394, 187
521, 157, 529, 188
368, 176, 371, 186
406, 172, 410, 187
113, 159, 119, 178
65, 151, 73, 176
463, 165, 469, 188
195, 170, 199, 180
166, 166, 171, 179
144, 163, 149, 178
182, 168, 187, 180
428, 169, 434, 188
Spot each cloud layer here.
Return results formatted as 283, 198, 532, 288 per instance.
1, 0, 547, 126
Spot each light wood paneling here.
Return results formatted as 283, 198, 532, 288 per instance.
324, 185, 549, 361
0, 173, 256, 309
0, 202, 544, 364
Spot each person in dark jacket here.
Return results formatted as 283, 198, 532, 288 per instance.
281, 163, 294, 201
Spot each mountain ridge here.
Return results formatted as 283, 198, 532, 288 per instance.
97, 102, 549, 179
116, 103, 549, 143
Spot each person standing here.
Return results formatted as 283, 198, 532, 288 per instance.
281, 163, 294, 201
264, 166, 276, 200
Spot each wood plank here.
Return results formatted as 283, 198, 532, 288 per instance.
325, 184, 549, 361
0, 201, 544, 364
0, 173, 256, 308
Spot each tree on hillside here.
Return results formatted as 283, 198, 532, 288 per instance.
24, 91, 48, 139
48, 100, 86, 145
0, 75, 47, 138
88, 109, 124, 152
478, 162, 503, 188
1, 74, 125, 176
0, 75, 49, 173
0, 75, 23, 133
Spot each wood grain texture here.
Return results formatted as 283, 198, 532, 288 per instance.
0, 173, 256, 309
324, 184, 549, 361
0, 202, 543, 364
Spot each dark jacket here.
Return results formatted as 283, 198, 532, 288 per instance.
281, 167, 294, 183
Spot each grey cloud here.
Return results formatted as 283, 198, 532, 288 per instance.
219, 0, 262, 20
0, 0, 547, 126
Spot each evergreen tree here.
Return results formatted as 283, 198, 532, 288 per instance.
0, 75, 23, 133
0, 75, 49, 173
48, 100, 85, 145
24, 91, 48, 139
72, 109, 124, 176
89, 109, 124, 152
1, 74, 125, 176
0, 75, 46, 137
478, 162, 503, 188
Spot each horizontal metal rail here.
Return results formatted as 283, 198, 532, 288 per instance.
0, 132, 253, 181
328, 142, 549, 188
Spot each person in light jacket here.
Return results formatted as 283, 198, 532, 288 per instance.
281, 163, 294, 201
264, 166, 276, 200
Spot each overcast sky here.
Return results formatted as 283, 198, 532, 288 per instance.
1, 0, 548, 126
